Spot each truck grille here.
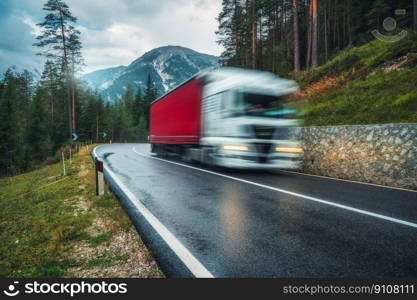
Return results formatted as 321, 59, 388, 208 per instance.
254, 143, 272, 154
252, 126, 275, 140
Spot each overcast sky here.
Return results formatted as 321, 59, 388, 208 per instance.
0, 0, 223, 75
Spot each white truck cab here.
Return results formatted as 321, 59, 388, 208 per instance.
196, 67, 302, 169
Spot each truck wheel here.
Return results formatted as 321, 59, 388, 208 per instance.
181, 147, 192, 163
154, 145, 165, 157
159, 145, 167, 158
202, 147, 215, 165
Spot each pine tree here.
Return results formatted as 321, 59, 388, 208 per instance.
34, 0, 83, 139
0, 70, 18, 175
413, 0, 417, 32
0, 69, 31, 175
143, 74, 157, 130
216, 0, 247, 66
133, 85, 143, 125
28, 87, 53, 162
123, 83, 134, 113
293, 0, 301, 72
311, 0, 319, 68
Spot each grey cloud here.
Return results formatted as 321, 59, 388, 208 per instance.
0, 2, 43, 74
0, 0, 223, 75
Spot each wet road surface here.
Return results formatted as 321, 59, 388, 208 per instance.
94, 143, 417, 278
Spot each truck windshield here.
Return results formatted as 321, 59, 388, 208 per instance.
230, 93, 296, 118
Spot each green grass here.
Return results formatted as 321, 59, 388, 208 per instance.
83, 250, 130, 269
0, 146, 162, 278
301, 69, 417, 125
88, 233, 112, 246
297, 33, 417, 126
0, 161, 92, 277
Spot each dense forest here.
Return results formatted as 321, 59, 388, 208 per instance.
216, 0, 417, 126
216, 0, 417, 74
0, 0, 156, 176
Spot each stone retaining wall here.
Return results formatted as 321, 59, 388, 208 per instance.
293, 124, 417, 190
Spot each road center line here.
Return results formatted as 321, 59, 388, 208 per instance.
93, 146, 214, 278
132, 146, 417, 230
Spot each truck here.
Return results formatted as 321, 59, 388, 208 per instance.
149, 67, 302, 169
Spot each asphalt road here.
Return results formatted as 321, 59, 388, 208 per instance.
94, 143, 417, 278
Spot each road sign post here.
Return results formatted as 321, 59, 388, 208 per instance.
61, 152, 66, 176
95, 158, 104, 195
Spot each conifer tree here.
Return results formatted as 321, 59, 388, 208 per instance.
28, 87, 53, 162
34, 0, 83, 139
143, 74, 157, 130
133, 86, 142, 122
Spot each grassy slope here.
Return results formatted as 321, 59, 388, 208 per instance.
295, 34, 417, 126
0, 146, 163, 278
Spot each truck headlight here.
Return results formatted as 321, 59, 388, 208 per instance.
275, 147, 303, 153
223, 145, 249, 151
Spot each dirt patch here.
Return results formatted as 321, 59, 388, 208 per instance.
69, 228, 160, 277
67, 146, 163, 278
78, 163, 89, 177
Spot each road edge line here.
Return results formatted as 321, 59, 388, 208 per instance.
93, 145, 214, 278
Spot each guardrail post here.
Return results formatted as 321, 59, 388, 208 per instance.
95, 158, 104, 195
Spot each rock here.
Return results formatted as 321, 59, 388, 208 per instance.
298, 124, 417, 190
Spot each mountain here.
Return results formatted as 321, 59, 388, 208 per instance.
0, 65, 41, 82
81, 65, 126, 91
81, 46, 219, 102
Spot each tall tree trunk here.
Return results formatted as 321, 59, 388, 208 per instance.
71, 58, 76, 132
252, 0, 258, 69
96, 115, 99, 143
324, 0, 328, 61
306, 0, 313, 69
342, 0, 346, 47
333, 0, 337, 50
311, 0, 318, 68
59, 9, 73, 139
293, 0, 300, 72
71, 81, 76, 131
271, 4, 276, 73
414, 0, 417, 32
258, 13, 262, 70
49, 77, 54, 123
347, 0, 352, 44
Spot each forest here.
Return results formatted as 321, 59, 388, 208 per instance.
0, 0, 156, 176
217, 0, 417, 74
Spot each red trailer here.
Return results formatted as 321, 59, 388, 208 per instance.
149, 67, 302, 170
150, 77, 203, 145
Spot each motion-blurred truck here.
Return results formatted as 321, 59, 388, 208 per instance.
149, 67, 302, 169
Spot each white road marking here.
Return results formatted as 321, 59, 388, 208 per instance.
132, 146, 417, 230
93, 146, 214, 278
280, 170, 417, 193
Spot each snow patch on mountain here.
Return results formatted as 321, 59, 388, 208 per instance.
81, 46, 219, 102
100, 80, 114, 90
